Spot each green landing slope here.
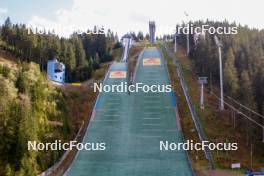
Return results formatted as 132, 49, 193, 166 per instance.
66, 48, 193, 176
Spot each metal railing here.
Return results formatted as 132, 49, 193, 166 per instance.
159, 47, 196, 175
163, 43, 216, 170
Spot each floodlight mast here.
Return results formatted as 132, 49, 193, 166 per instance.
184, 12, 190, 55
198, 77, 208, 109
174, 32, 177, 53
186, 29, 190, 54
214, 35, 224, 111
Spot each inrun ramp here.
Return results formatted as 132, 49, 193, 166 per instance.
66, 48, 193, 176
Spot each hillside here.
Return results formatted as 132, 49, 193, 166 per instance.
0, 51, 98, 175
163, 43, 264, 174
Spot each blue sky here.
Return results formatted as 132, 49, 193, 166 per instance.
0, 0, 263, 37
0, 0, 72, 23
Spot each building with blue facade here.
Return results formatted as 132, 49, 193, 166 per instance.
47, 59, 65, 84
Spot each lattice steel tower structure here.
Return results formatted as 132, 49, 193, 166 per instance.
149, 21, 156, 45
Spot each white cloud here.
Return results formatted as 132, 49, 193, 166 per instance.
0, 8, 8, 22
0, 8, 7, 15
27, 0, 264, 37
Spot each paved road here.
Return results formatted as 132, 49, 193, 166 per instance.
66, 48, 193, 176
